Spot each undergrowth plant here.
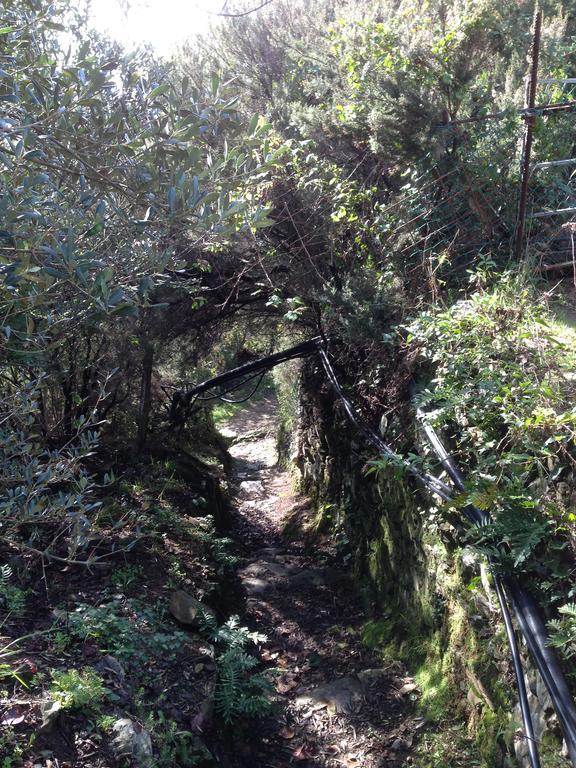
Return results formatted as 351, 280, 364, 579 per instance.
457, 483, 555, 573
548, 603, 576, 660
0, 631, 44, 688
407, 278, 576, 598
0, 565, 26, 614
147, 711, 212, 767
0, 727, 24, 768
199, 614, 274, 723
195, 516, 238, 572
58, 599, 189, 669
49, 667, 109, 711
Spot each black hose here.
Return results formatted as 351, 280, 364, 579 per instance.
415, 406, 576, 767
505, 580, 576, 766
182, 337, 322, 404
171, 338, 575, 765
494, 574, 542, 768
317, 346, 453, 501
219, 371, 267, 404
196, 370, 267, 403
318, 352, 542, 768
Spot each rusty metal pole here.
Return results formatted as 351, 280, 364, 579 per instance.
514, 8, 543, 261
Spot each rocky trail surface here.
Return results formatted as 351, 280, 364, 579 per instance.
219, 396, 423, 768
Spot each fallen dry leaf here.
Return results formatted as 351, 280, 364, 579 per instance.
1, 705, 25, 725
261, 649, 280, 662
293, 744, 315, 761
277, 675, 299, 694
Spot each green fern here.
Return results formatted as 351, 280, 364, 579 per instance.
465, 492, 550, 572
0, 564, 26, 613
1, 564, 12, 583
548, 603, 576, 659
199, 615, 273, 723
467, 483, 501, 512
214, 647, 273, 723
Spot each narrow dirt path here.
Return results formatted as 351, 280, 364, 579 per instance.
220, 396, 423, 768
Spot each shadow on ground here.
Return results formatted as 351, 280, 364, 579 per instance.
217, 397, 421, 768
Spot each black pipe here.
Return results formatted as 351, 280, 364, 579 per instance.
195, 369, 267, 403
415, 407, 576, 766
317, 366, 540, 768
506, 580, 576, 766
182, 337, 322, 403
219, 371, 267, 404
172, 338, 576, 765
317, 346, 453, 501
494, 574, 542, 768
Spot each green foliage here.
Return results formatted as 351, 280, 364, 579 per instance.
147, 712, 212, 767
0, 0, 277, 349
214, 646, 273, 724
409, 280, 576, 587
60, 599, 189, 669
416, 724, 482, 768
548, 602, 576, 660
49, 667, 109, 711
410, 282, 576, 478
199, 613, 274, 723
459, 486, 553, 572
0, 564, 26, 613
0, 631, 44, 688
0, 0, 282, 564
0, 378, 112, 562
0, 727, 24, 768
110, 564, 144, 593
194, 515, 238, 572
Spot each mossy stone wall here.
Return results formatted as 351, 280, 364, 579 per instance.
293, 360, 559, 767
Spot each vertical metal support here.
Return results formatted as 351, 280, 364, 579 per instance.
514, 8, 543, 261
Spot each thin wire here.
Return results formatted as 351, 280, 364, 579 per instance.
317, 344, 453, 501
195, 369, 267, 402
219, 370, 267, 404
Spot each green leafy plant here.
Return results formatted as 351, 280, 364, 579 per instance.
0, 0, 281, 565
49, 667, 109, 711
460, 487, 552, 572
194, 516, 238, 572
214, 646, 274, 723
199, 614, 274, 723
0, 565, 26, 613
96, 713, 117, 733
409, 283, 576, 597
167, 558, 189, 588
60, 599, 189, 669
0, 727, 24, 768
548, 603, 576, 659
110, 564, 144, 592
0, 631, 42, 688
148, 711, 212, 767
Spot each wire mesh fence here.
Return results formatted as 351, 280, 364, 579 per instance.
376, 116, 521, 287
525, 79, 576, 275
373, 80, 576, 284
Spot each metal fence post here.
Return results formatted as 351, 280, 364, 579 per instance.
514, 9, 543, 261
